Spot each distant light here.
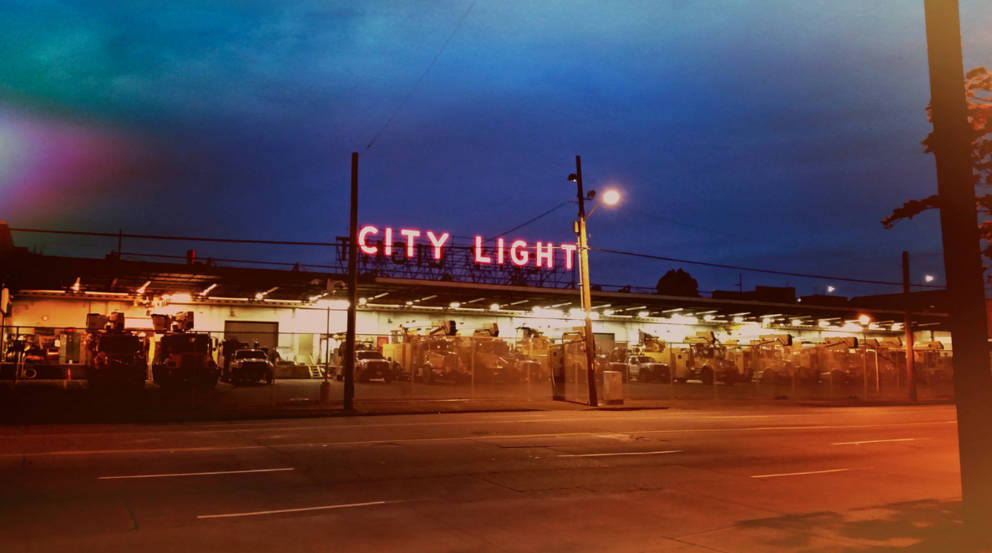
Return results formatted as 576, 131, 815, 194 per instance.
826, 286, 835, 293
818, 320, 830, 328
490, 303, 500, 311
733, 316, 744, 323
255, 292, 265, 300
859, 315, 871, 326
703, 315, 715, 322
450, 302, 461, 309
359, 298, 368, 305
589, 311, 600, 320
604, 309, 615, 316
406, 301, 414, 306
924, 275, 935, 283
762, 318, 773, 325
602, 189, 621, 206
791, 319, 802, 326
71, 278, 81, 292
638, 311, 650, 318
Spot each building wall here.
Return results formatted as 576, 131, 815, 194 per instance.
5, 293, 950, 363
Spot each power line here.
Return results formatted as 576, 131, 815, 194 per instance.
590, 246, 947, 289
486, 200, 574, 242
364, 0, 477, 151
10, 228, 339, 247
12, 226, 946, 289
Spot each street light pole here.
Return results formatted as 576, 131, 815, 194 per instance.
572, 155, 599, 407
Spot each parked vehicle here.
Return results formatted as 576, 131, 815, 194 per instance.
626, 354, 670, 382
671, 332, 740, 385
225, 349, 274, 385
84, 312, 147, 388
150, 312, 220, 389
355, 349, 393, 383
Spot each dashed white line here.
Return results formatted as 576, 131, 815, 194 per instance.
558, 450, 683, 458
99, 467, 294, 480
833, 438, 920, 446
751, 468, 851, 479
197, 500, 395, 519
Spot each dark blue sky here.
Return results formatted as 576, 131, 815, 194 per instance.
1, 1, 990, 297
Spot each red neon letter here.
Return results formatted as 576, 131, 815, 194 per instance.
474, 236, 492, 264
400, 229, 420, 257
358, 226, 379, 255
535, 242, 553, 268
497, 238, 505, 264
510, 240, 529, 266
560, 244, 576, 270
384, 227, 393, 255
427, 231, 449, 260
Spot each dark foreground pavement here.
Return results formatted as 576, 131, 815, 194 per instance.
2, 401, 988, 552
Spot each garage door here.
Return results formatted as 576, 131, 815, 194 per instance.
224, 321, 279, 350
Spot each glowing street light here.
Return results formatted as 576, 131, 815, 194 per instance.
602, 189, 621, 206
924, 275, 935, 283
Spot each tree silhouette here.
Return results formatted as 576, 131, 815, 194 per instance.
656, 269, 699, 297
882, 67, 992, 260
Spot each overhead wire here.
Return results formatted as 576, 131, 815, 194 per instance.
363, 0, 478, 151
589, 246, 946, 289
11, 226, 943, 290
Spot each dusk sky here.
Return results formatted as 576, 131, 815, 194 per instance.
1, 1, 990, 297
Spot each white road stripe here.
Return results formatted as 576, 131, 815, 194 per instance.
558, 450, 683, 458
99, 467, 294, 480
751, 468, 851, 479
833, 438, 919, 446
197, 500, 394, 519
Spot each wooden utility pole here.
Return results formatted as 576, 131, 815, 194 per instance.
344, 152, 359, 410
572, 156, 599, 407
923, 0, 992, 533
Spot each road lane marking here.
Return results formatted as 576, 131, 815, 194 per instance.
751, 468, 851, 479
558, 450, 683, 458
832, 438, 921, 446
99, 467, 295, 480
1, 420, 957, 458
197, 500, 396, 519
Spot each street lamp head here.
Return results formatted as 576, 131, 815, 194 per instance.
567, 173, 578, 183
924, 275, 935, 282
602, 189, 621, 206
858, 315, 871, 326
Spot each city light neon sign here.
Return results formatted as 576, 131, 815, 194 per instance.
357, 226, 577, 270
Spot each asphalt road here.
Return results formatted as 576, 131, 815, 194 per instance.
0, 403, 968, 552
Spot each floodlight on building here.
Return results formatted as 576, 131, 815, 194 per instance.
604, 309, 615, 316
449, 302, 461, 309
406, 301, 414, 306
733, 316, 744, 323
359, 298, 368, 306
490, 303, 500, 311
704, 315, 715, 322
136, 280, 151, 295
200, 283, 218, 296
71, 278, 81, 292
638, 311, 650, 318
